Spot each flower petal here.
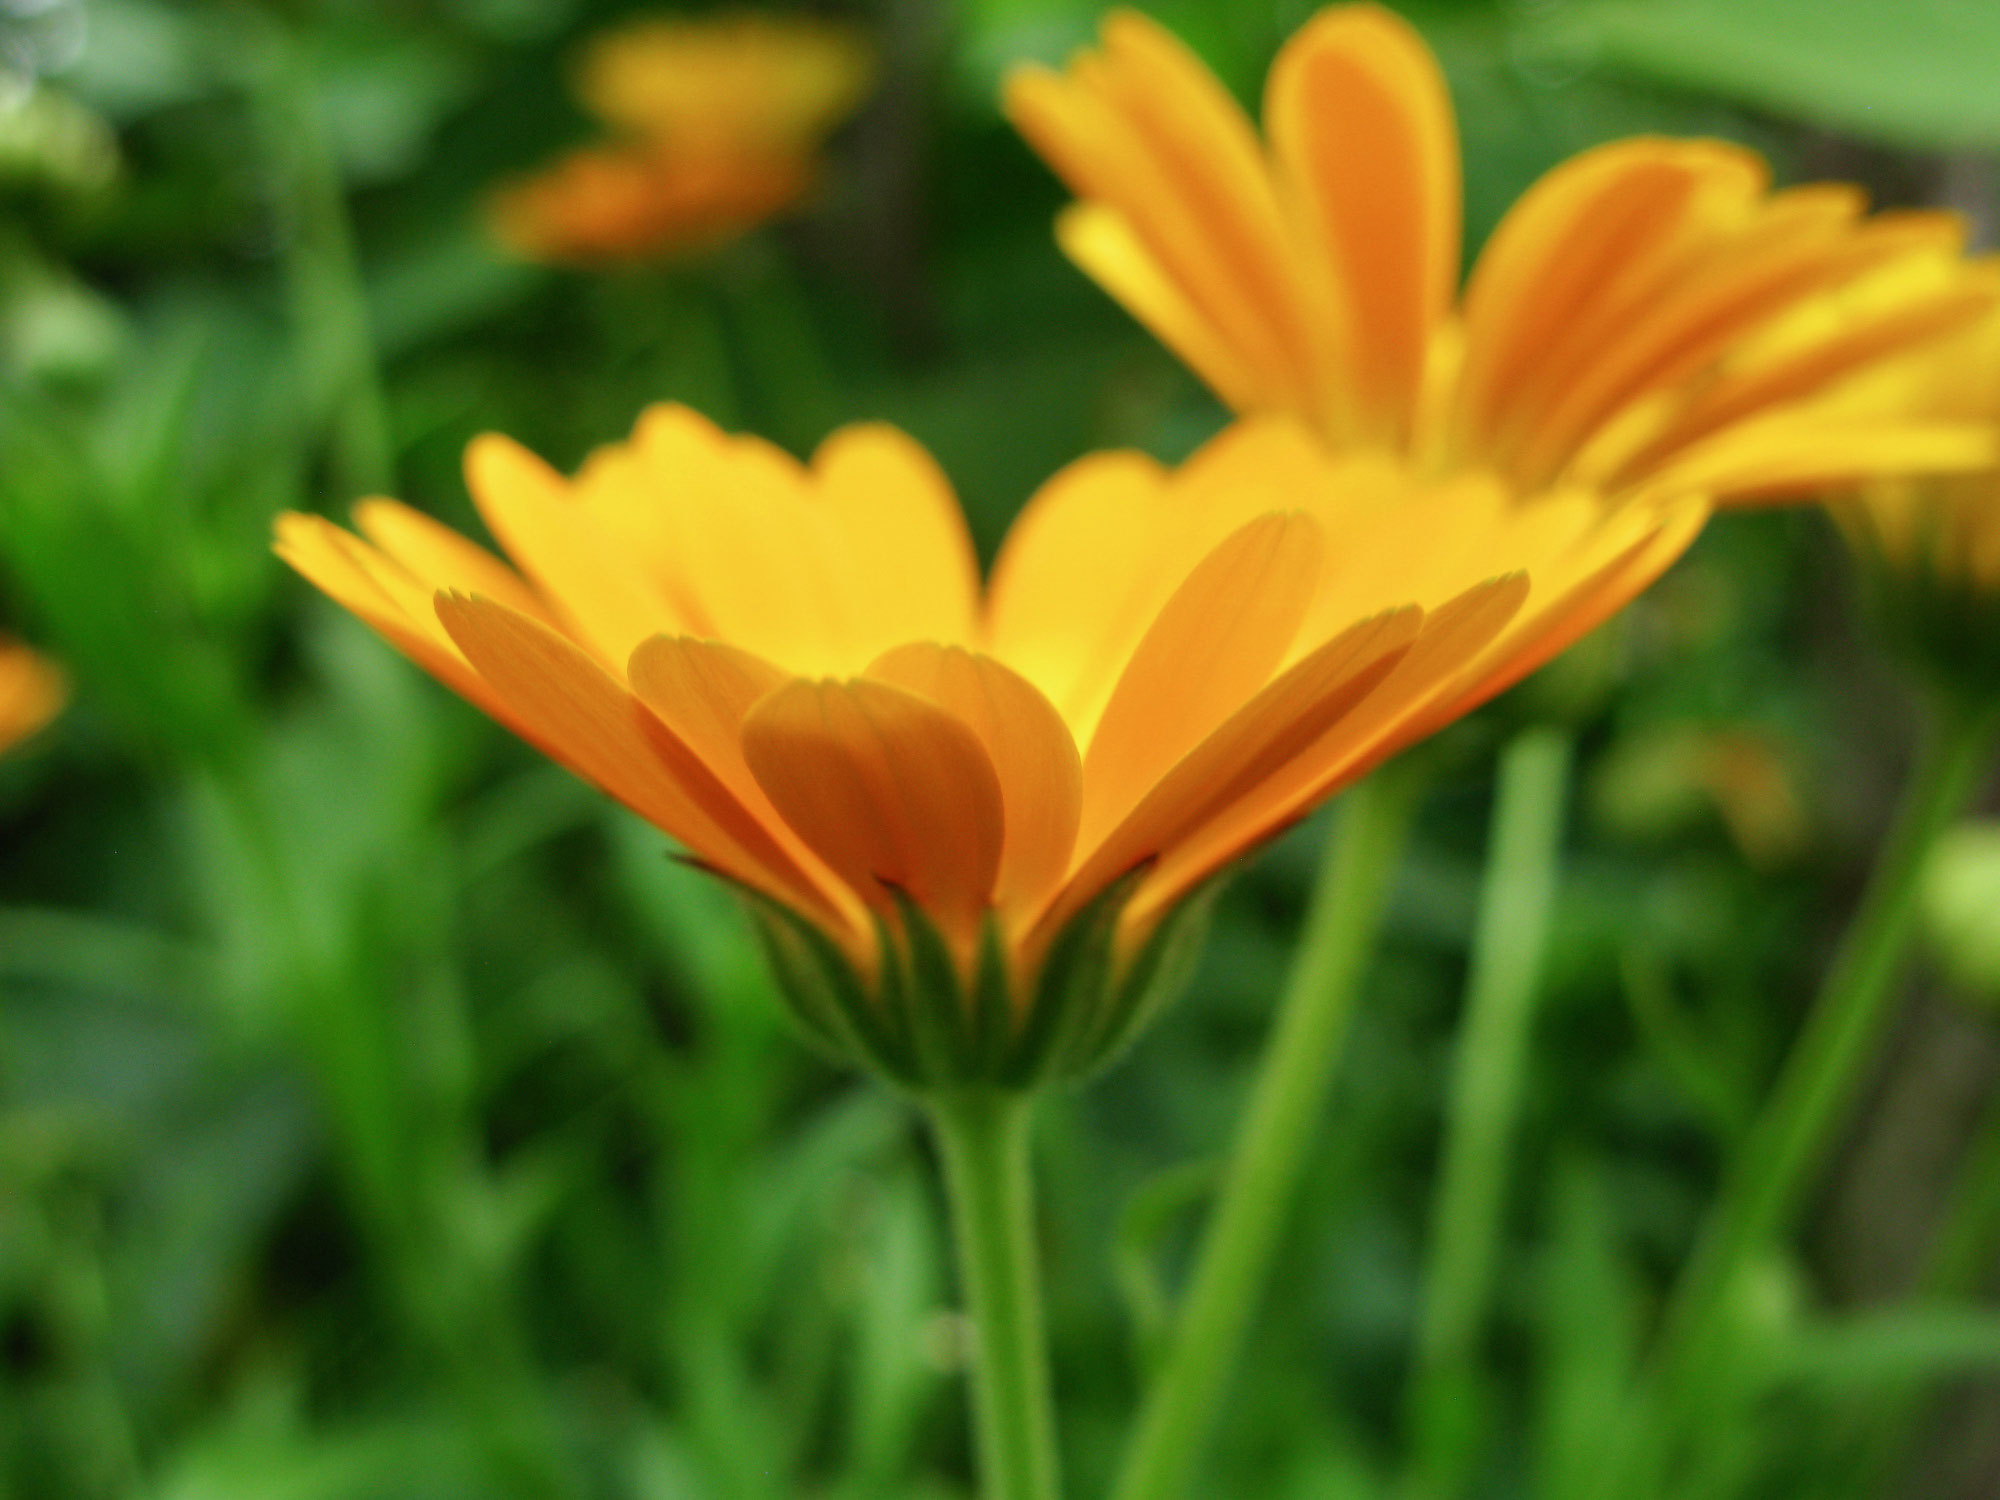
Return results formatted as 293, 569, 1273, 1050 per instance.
1267, 3, 1459, 445
1044, 602, 1422, 941
1006, 11, 1316, 414
814, 424, 982, 650
465, 432, 678, 669
275, 513, 517, 724
867, 643, 1083, 924
983, 447, 1171, 723
1079, 510, 1325, 852
352, 497, 552, 622
624, 634, 865, 932
1135, 573, 1530, 925
1054, 202, 1270, 413
436, 593, 848, 936
1454, 139, 1766, 466
742, 677, 1005, 952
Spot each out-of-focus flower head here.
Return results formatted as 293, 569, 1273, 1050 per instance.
575, 13, 874, 155
1838, 309, 2000, 693
1006, 5, 2000, 513
490, 12, 873, 266
0, 638, 64, 753
278, 403, 1701, 1088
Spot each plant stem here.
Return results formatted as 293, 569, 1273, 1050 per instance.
1111, 768, 1425, 1500
1406, 726, 1574, 1495
1612, 690, 2000, 1497
928, 1089, 1062, 1500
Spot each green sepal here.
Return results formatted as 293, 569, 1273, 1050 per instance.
731, 869, 1214, 1090
1062, 886, 1214, 1079
740, 891, 921, 1087
1000, 868, 1142, 1086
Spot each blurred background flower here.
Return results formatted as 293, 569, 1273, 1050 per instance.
0, 638, 64, 752
488, 12, 872, 264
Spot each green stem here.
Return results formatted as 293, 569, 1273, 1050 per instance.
1112, 768, 1425, 1500
1406, 726, 1574, 1495
1615, 691, 2000, 1496
928, 1089, 1061, 1500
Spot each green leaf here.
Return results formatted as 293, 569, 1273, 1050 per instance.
1533, 0, 2000, 151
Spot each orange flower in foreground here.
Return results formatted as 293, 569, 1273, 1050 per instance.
0, 639, 65, 753
1007, 6, 1999, 506
277, 405, 1698, 1084
490, 13, 872, 266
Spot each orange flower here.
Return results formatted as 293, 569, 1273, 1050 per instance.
0, 639, 65, 753
276, 405, 1698, 1083
1007, 6, 1999, 506
489, 144, 811, 265
490, 13, 872, 266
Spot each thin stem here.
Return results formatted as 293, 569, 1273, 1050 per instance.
1112, 768, 1425, 1500
928, 1089, 1061, 1500
1610, 691, 2000, 1498
1406, 726, 1574, 1495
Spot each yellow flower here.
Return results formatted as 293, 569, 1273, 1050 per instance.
0, 638, 64, 753
489, 13, 872, 266
1840, 309, 2000, 689
574, 14, 873, 155
1006, 6, 1999, 505
276, 405, 1699, 1083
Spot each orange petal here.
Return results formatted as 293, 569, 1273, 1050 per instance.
1137, 574, 1529, 924
465, 432, 677, 669
1044, 603, 1422, 941
742, 677, 1004, 953
625, 634, 866, 930
1611, 278, 2000, 490
867, 643, 1083, 923
435, 593, 847, 936
1079, 510, 1325, 852
1455, 140, 1767, 463
1267, 3, 1459, 446
1402, 510, 1705, 752
275, 513, 520, 725
352, 497, 552, 622
983, 448, 1171, 723
813, 424, 981, 651
1006, 13, 1315, 415
1054, 202, 1271, 413
1631, 418, 1999, 507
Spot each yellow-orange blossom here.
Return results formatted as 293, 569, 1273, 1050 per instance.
0, 639, 64, 754
277, 405, 1700, 1075
1008, 6, 1998, 506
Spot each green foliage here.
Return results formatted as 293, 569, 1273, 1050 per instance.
1532, 0, 2000, 152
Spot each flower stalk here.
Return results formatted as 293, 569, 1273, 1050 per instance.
1112, 767, 1425, 1500
1407, 725, 1574, 1496
927, 1088, 1062, 1500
